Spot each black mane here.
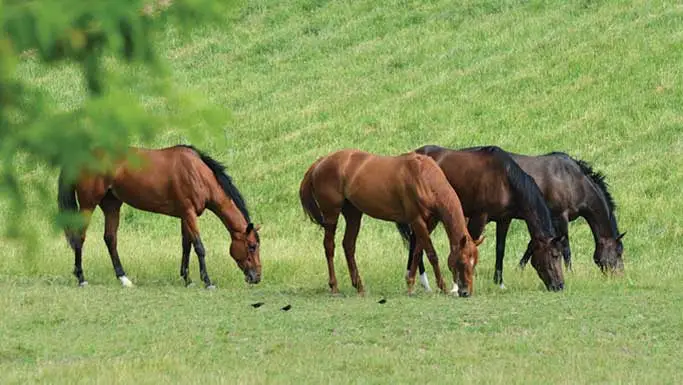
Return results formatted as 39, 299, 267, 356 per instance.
547, 151, 618, 233
478, 146, 556, 237
177, 145, 251, 223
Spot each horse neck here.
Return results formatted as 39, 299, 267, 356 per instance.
211, 197, 248, 238
432, 184, 469, 250
581, 180, 618, 242
511, 182, 556, 240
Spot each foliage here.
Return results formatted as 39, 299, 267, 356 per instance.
0, 0, 237, 238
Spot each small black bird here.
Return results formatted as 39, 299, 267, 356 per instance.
251, 302, 265, 308
281, 304, 292, 311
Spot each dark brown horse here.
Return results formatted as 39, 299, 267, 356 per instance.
58, 145, 261, 288
511, 151, 625, 272
299, 149, 483, 297
399, 145, 566, 291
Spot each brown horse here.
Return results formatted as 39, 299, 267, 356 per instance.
299, 149, 483, 297
57, 145, 261, 288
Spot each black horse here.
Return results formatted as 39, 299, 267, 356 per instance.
398, 145, 566, 291
512, 151, 625, 273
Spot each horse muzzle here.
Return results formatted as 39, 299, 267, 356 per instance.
546, 282, 564, 292
245, 269, 261, 284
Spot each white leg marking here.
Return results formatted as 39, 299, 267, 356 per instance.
419, 272, 432, 292
499, 283, 506, 290
450, 282, 459, 294
79, 281, 89, 287
119, 276, 134, 287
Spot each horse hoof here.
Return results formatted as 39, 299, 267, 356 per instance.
499, 283, 506, 290
423, 287, 433, 293
206, 284, 216, 290
185, 282, 195, 288
119, 276, 134, 288
79, 281, 88, 287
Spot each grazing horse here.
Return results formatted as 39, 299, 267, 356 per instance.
299, 149, 483, 297
512, 151, 625, 273
57, 145, 262, 288
400, 145, 566, 291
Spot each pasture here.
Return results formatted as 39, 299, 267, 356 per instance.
2, 0, 683, 383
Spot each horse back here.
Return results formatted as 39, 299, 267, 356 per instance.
417, 146, 514, 217
108, 146, 217, 216
512, 153, 590, 217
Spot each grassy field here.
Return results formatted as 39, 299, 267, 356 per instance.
2, 0, 683, 383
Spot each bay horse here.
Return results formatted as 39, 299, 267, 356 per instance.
57, 145, 261, 288
511, 151, 625, 273
399, 145, 566, 291
299, 149, 483, 297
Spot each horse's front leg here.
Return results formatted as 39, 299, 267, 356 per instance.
554, 213, 571, 271
494, 219, 511, 289
410, 220, 447, 294
182, 211, 214, 289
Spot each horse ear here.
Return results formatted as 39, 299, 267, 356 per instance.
460, 235, 467, 249
254, 224, 262, 232
474, 236, 485, 246
246, 223, 254, 234
617, 231, 626, 241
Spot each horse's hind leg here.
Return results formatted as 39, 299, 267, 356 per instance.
182, 211, 213, 289
341, 204, 364, 295
519, 241, 533, 269
494, 219, 511, 289
100, 192, 133, 287
180, 222, 193, 286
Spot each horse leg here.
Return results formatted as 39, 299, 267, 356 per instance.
182, 212, 213, 289
519, 241, 533, 269
404, 228, 432, 292
494, 219, 511, 289
409, 220, 446, 294
100, 192, 132, 287
555, 213, 571, 271
341, 204, 364, 295
180, 221, 193, 286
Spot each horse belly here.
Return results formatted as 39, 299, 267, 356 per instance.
345, 187, 411, 223
110, 170, 182, 217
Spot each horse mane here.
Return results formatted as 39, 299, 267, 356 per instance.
547, 151, 618, 233
478, 146, 556, 237
177, 145, 251, 223
549, 152, 616, 213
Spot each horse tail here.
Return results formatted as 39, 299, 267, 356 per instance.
58, 170, 78, 215
299, 160, 325, 227
57, 170, 79, 242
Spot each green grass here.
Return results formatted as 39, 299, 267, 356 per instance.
2, 0, 683, 383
